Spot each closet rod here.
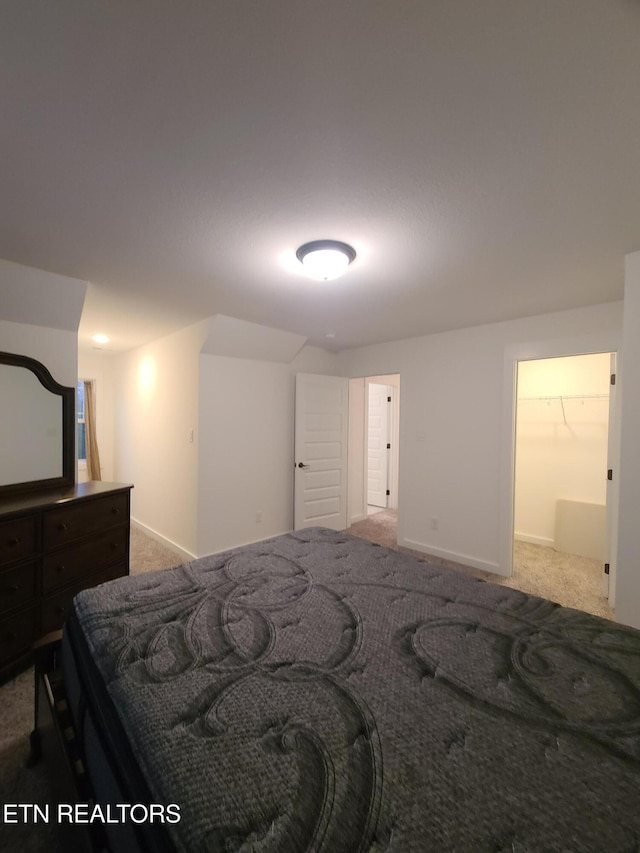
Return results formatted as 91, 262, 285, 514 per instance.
517, 393, 609, 401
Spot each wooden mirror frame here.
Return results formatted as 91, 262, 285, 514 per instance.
0, 351, 76, 498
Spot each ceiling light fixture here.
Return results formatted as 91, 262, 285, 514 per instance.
92, 333, 110, 345
296, 240, 356, 281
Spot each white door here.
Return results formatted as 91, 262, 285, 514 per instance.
367, 383, 389, 507
294, 373, 349, 531
605, 353, 618, 602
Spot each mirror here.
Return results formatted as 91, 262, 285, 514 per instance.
0, 351, 75, 497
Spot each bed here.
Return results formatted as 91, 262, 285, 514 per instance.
33, 527, 640, 852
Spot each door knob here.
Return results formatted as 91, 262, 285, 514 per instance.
297, 462, 310, 468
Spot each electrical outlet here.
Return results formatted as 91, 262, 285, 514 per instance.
255, 511, 263, 523
430, 517, 439, 530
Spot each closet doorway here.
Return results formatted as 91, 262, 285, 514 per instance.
512, 352, 615, 609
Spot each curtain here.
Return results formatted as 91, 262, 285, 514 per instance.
84, 380, 102, 481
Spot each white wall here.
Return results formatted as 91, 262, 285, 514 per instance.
197, 346, 342, 556
77, 349, 116, 482
514, 353, 610, 549
110, 311, 342, 559
0, 258, 86, 337
0, 319, 79, 387
616, 252, 640, 629
0, 258, 86, 387
113, 319, 210, 556
341, 302, 623, 575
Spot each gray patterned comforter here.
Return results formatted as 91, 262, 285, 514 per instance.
72, 527, 640, 852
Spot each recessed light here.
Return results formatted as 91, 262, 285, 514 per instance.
92, 334, 110, 345
296, 240, 356, 281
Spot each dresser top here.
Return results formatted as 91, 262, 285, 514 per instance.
0, 482, 133, 517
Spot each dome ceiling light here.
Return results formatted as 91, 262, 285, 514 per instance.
296, 240, 356, 281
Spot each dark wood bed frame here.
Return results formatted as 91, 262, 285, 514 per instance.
29, 630, 107, 853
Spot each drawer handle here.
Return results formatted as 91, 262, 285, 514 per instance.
58, 523, 69, 532
6, 537, 21, 547
110, 542, 119, 550
55, 565, 65, 573
56, 606, 66, 615
111, 507, 121, 515
7, 584, 20, 594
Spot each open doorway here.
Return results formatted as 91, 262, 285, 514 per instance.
347, 374, 400, 547
512, 353, 613, 616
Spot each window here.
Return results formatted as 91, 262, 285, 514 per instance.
77, 380, 86, 462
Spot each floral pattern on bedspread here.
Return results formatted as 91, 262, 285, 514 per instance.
73, 528, 640, 853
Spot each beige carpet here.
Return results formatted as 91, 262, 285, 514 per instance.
129, 525, 185, 575
0, 667, 60, 853
346, 509, 613, 620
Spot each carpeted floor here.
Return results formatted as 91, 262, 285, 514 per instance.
0, 667, 60, 853
346, 508, 613, 620
0, 516, 612, 852
129, 525, 187, 575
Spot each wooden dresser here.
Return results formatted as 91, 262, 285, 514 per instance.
0, 481, 132, 683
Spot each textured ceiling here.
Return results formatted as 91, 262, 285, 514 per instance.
1, 0, 639, 352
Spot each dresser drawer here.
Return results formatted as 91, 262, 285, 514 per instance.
0, 515, 37, 566
40, 562, 127, 634
0, 561, 37, 614
42, 528, 129, 593
0, 483, 131, 682
43, 492, 129, 548
0, 607, 35, 666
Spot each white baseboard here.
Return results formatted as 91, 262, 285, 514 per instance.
348, 513, 368, 526
131, 518, 196, 561
514, 532, 554, 548
401, 538, 503, 576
